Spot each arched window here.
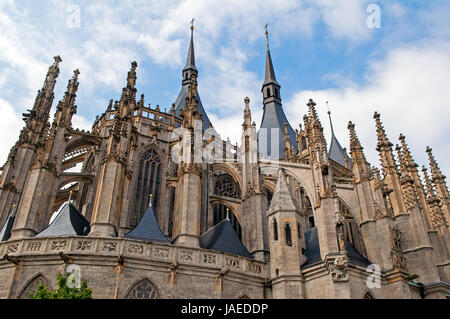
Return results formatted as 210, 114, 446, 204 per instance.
363, 291, 375, 299
266, 188, 273, 207
213, 203, 242, 240
297, 223, 301, 239
273, 219, 278, 241
301, 136, 307, 151
338, 200, 368, 259
168, 187, 176, 238
285, 223, 292, 246
274, 88, 278, 98
18, 274, 49, 299
126, 278, 160, 299
132, 149, 161, 227
214, 174, 240, 199
266, 87, 271, 97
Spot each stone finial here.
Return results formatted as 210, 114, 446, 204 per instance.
426, 146, 446, 181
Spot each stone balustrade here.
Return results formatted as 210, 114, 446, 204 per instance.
0, 236, 267, 277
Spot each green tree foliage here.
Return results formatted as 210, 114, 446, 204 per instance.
28, 272, 92, 299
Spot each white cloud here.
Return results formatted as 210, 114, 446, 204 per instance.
284, 41, 450, 178
0, 99, 22, 165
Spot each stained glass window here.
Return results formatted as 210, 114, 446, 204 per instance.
132, 149, 161, 226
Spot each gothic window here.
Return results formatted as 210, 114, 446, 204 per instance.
213, 203, 242, 240
266, 87, 271, 97
363, 291, 375, 299
18, 274, 49, 299
309, 216, 315, 228
168, 187, 176, 238
273, 219, 278, 241
274, 88, 278, 98
132, 149, 161, 227
214, 174, 240, 199
301, 136, 307, 151
83, 153, 95, 173
338, 200, 368, 259
285, 223, 292, 246
126, 278, 160, 299
266, 188, 273, 207
297, 223, 302, 239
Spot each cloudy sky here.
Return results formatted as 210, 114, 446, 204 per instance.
0, 0, 449, 179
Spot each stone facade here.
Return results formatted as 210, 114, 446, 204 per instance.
0, 28, 449, 299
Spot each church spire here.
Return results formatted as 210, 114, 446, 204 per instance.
327, 101, 348, 168
263, 24, 279, 88
182, 18, 198, 84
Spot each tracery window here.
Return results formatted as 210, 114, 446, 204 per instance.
168, 187, 176, 238
338, 200, 368, 259
132, 149, 161, 227
19, 274, 49, 299
214, 174, 240, 199
301, 136, 307, 151
126, 278, 160, 299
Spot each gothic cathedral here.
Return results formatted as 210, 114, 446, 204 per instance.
0, 26, 448, 299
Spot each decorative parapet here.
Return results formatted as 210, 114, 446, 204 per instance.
0, 236, 267, 278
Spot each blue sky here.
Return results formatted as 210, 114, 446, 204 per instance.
0, 0, 449, 179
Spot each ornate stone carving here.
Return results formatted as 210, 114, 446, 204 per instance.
247, 261, 261, 274
390, 225, 408, 271
153, 247, 169, 258
203, 253, 216, 264
179, 249, 193, 262
50, 240, 67, 251
127, 244, 144, 255
7, 243, 19, 254
225, 257, 240, 270
76, 240, 92, 251
329, 255, 349, 282
27, 242, 42, 252
102, 242, 117, 252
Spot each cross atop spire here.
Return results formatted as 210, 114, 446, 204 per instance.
265, 24, 269, 49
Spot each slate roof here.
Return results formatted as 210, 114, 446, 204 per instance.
124, 205, 170, 243
173, 28, 212, 131
0, 213, 15, 242
36, 202, 90, 237
263, 47, 279, 87
258, 44, 297, 160
199, 219, 253, 259
173, 84, 212, 131
328, 133, 351, 168
258, 103, 298, 160
301, 227, 371, 269
302, 227, 322, 268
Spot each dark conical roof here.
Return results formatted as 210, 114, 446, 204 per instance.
258, 104, 298, 160
329, 133, 348, 167
199, 219, 253, 258
124, 205, 170, 243
184, 29, 197, 72
36, 202, 90, 237
327, 109, 351, 168
263, 48, 279, 87
0, 213, 15, 241
173, 84, 212, 130
173, 28, 213, 131
258, 41, 297, 160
